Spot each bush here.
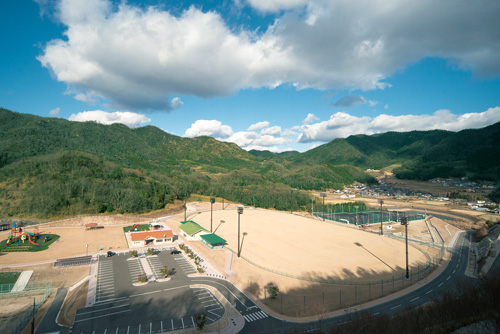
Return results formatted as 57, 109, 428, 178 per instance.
129, 250, 138, 257
147, 248, 156, 255
267, 284, 279, 299
194, 313, 207, 329
137, 273, 147, 283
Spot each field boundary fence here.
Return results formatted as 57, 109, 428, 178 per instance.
0, 281, 52, 334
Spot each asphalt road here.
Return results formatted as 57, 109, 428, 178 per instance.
42, 231, 473, 334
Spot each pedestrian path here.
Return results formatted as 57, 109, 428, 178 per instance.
11, 270, 33, 292
139, 257, 154, 281
146, 256, 164, 280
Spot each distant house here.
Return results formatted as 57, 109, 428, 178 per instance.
179, 221, 208, 241
130, 230, 174, 247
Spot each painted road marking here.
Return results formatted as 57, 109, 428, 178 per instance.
390, 305, 401, 310
74, 309, 130, 323
410, 297, 419, 302
438, 283, 443, 287
426, 290, 433, 294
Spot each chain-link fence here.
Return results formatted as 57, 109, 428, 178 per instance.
0, 281, 52, 334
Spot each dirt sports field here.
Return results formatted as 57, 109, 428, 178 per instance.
187, 208, 427, 281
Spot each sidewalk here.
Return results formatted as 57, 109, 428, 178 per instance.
11, 270, 33, 292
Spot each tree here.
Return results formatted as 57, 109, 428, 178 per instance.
147, 248, 156, 256
137, 273, 147, 283
194, 313, 207, 329
129, 250, 138, 257
160, 266, 171, 278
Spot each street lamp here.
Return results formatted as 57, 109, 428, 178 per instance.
237, 207, 243, 258
401, 216, 409, 279
378, 199, 384, 236
86, 244, 88, 256
320, 192, 327, 221
289, 190, 293, 214
210, 197, 215, 233
222, 188, 225, 210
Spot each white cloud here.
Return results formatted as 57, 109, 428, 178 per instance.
38, 0, 500, 111
261, 126, 282, 136
246, 0, 308, 12
68, 110, 151, 128
184, 120, 233, 139
298, 107, 500, 143
49, 107, 61, 117
303, 113, 319, 124
247, 121, 270, 131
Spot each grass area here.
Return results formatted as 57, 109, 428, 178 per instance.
123, 224, 150, 232
0, 272, 20, 285
0, 234, 60, 252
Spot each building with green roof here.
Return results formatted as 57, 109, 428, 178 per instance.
200, 234, 226, 250
179, 221, 208, 241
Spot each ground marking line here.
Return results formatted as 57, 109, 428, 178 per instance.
410, 297, 419, 302
138, 324, 141, 334
150, 322, 152, 334
182, 318, 185, 329
202, 299, 216, 303
161, 321, 163, 333
127, 325, 130, 334
171, 319, 174, 331
94, 297, 129, 305
75, 309, 130, 322
115, 327, 118, 334
426, 290, 433, 294
191, 316, 195, 327
438, 283, 443, 287
76, 304, 131, 316
206, 316, 215, 322
191, 280, 245, 306
104, 329, 107, 334
208, 309, 222, 316
373, 312, 380, 316
446, 276, 450, 280
390, 305, 401, 310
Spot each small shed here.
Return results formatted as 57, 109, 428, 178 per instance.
85, 223, 100, 230
200, 234, 226, 250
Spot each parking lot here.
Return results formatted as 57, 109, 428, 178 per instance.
71, 248, 225, 333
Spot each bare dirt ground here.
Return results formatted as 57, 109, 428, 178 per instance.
188, 208, 427, 281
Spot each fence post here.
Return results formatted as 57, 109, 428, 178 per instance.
339, 289, 342, 307
280, 293, 283, 313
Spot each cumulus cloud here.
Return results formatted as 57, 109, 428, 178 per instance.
184, 119, 295, 150
38, 0, 500, 111
184, 120, 233, 139
49, 107, 61, 117
298, 107, 500, 143
303, 113, 319, 124
247, 121, 270, 131
68, 110, 151, 127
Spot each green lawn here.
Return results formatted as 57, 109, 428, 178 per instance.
123, 224, 150, 232
0, 234, 60, 252
0, 272, 20, 285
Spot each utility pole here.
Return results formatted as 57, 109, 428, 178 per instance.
184, 193, 188, 221
289, 190, 293, 214
31, 297, 35, 334
210, 197, 215, 233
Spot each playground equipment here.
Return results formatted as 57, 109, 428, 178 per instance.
3, 222, 46, 248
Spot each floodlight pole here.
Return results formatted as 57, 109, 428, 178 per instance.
237, 207, 243, 258
378, 199, 384, 236
31, 297, 35, 334
184, 193, 187, 221
210, 197, 215, 232
222, 188, 225, 210
401, 216, 409, 279
355, 206, 359, 225
289, 190, 293, 214
320, 192, 326, 221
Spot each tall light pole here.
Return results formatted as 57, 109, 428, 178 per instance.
378, 199, 384, 235
210, 197, 215, 232
289, 190, 293, 214
237, 207, 243, 258
320, 192, 326, 221
355, 206, 359, 225
184, 193, 188, 221
401, 216, 409, 279
222, 188, 225, 210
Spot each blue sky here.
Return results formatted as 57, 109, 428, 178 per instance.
1, 0, 500, 152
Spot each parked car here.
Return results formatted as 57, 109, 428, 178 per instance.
107, 251, 116, 257
171, 250, 181, 255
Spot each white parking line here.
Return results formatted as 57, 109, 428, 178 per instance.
75, 309, 130, 323
390, 305, 401, 310
410, 297, 419, 302
426, 290, 433, 294
438, 283, 443, 287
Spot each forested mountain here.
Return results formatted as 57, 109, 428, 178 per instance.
0, 108, 372, 218
1, 108, 497, 218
